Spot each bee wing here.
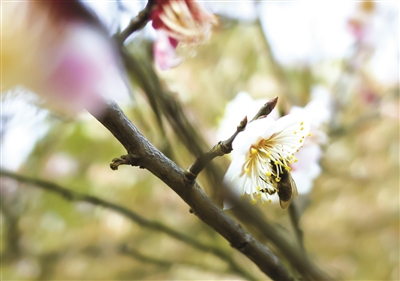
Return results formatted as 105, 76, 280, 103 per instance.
279, 197, 292, 209
279, 174, 298, 209
289, 173, 298, 198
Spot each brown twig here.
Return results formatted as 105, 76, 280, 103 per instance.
185, 96, 278, 180
114, 0, 156, 45
184, 116, 247, 180
251, 96, 279, 121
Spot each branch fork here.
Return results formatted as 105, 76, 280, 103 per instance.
184, 96, 278, 180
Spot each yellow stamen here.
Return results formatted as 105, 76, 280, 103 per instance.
299, 139, 303, 143
262, 201, 266, 206
251, 148, 257, 155
294, 158, 298, 163
275, 177, 281, 182
300, 127, 304, 131
294, 131, 297, 134
250, 199, 257, 205
268, 199, 272, 204
308, 133, 312, 136
300, 121, 304, 125
257, 193, 262, 198
245, 168, 250, 174
266, 171, 272, 177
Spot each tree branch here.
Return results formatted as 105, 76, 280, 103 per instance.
0, 169, 256, 281
184, 116, 247, 180
90, 99, 295, 281
225, 192, 333, 281
114, 0, 156, 45
120, 46, 228, 202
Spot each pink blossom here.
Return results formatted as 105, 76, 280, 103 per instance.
153, 31, 184, 71
151, 0, 218, 70
2, 1, 125, 116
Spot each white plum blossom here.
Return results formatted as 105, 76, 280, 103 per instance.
220, 90, 332, 208
288, 87, 333, 194
223, 112, 311, 208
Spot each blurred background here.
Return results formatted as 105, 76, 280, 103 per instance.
1, 1, 399, 280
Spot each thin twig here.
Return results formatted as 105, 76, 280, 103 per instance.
114, 0, 156, 45
185, 97, 278, 180
251, 96, 279, 121
0, 169, 257, 281
184, 116, 247, 180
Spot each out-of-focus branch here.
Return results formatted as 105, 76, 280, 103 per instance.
90, 99, 296, 281
226, 193, 333, 281
120, 245, 233, 275
329, 112, 380, 138
288, 202, 306, 254
0, 169, 257, 281
115, 0, 156, 45
185, 96, 279, 180
120, 246, 172, 268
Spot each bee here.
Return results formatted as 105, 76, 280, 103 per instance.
259, 167, 298, 209
273, 168, 298, 209
258, 178, 277, 196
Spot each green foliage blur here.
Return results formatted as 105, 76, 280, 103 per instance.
2, 4, 399, 281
